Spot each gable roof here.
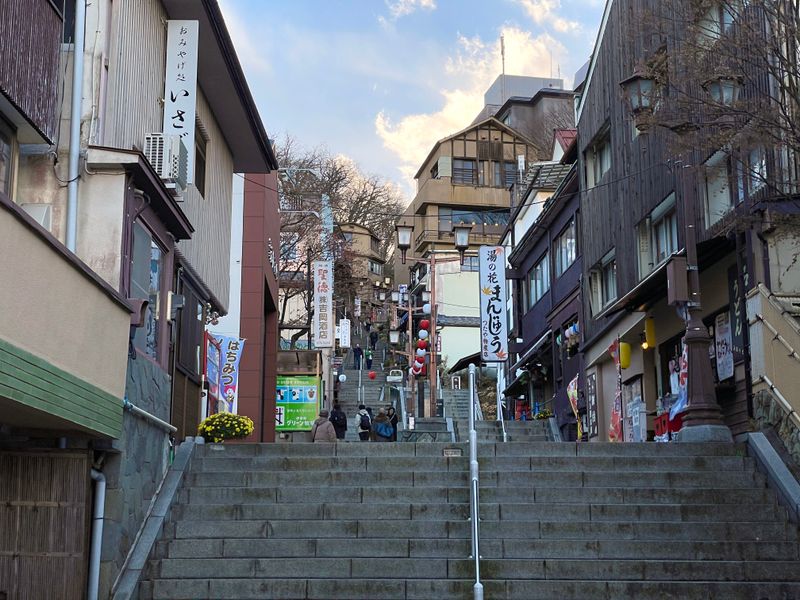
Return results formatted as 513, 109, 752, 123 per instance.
413, 116, 541, 180
554, 129, 577, 154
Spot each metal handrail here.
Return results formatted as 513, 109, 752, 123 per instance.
467, 364, 484, 599
497, 393, 508, 443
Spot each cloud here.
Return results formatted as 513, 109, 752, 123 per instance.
375, 26, 566, 192
515, 0, 581, 34
386, 0, 437, 19
217, 0, 272, 75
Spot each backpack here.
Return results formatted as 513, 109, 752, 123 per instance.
359, 413, 371, 430
331, 411, 346, 428
373, 421, 393, 439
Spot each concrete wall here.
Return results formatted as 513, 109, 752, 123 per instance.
766, 227, 800, 294
440, 326, 481, 371
0, 205, 129, 399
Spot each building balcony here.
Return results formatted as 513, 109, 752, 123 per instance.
413, 177, 512, 212
414, 228, 506, 254
0, 197, 131, 439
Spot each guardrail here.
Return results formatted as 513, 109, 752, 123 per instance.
467, 364, 484, 599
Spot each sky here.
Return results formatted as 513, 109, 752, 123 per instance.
218, 0, 605, 200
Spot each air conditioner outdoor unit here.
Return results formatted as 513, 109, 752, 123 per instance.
144, 133, 188, 195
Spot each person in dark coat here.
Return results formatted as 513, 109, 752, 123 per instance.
386, 405, 399, 441
356, 404, 371, 441
369, 330, 379, 350
329, 403, 348, 440
353, 344, 364, 369
370, 408, 393, 442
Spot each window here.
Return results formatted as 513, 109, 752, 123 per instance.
461, 256, 480, 272
589, 251, 617, 316
504, 162, 517, 188
528, 254, 550, 309
653, 210, 678, 264
370, 236, 381, 253
130, 221, 165, 360
748, 147, 767, 193
439, 207, 510, 236
699, 2, 737, 41
638, 194, 679, 277
280, 232, 299, 261
585, 132, 611, 188
177, 281, 205, 377
430, 162, 439, 179
0, 118, 14, 197
369, 260, 383, 276
453, 159, 476, 185
704, 151, 743, 226
194, 124, 207, 197
342, 232, 353, 243
601, 258, 617, 306
554, 219, 577, 276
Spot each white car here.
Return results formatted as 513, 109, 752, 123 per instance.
386, 369, 404, 384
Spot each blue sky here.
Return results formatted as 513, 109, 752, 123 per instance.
218, 0, 605, 198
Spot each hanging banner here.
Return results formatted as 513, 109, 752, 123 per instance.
354, 297, 361, 317
203, 332, 221, 414
275, 375, 321, 431
607, 338, 623, 442
478, 246, 508, 362
312, 260, 334, 348
163, 20, 199, 181
567, 375, 582, 441
715, 312, 734, 381
218, 336, 245, 413
339, 318, 351, 348
670, 341, 689, 420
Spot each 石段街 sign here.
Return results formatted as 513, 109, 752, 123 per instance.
478, 246, 508, 362
163, 20, 199, 180
313, 260, 334, 348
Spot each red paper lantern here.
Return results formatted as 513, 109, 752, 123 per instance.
368, 371, 376, 380
417, 340, 428, 350
420, 319, 430, 330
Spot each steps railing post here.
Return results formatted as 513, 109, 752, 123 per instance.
468, 363, 483, 599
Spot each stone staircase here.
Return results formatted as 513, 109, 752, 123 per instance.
336, 341, 390, 441
141, 441, 800, 599
453, 419, 551, 443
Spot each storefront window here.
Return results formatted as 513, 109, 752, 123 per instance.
130, 221, 164, 360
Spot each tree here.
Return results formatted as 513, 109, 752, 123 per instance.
275, 135, 406, 347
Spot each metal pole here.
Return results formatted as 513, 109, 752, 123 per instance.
467, 363, 483, 599
407, 293, 415, 418
66, 0, 86, 252
429, 254, 437, 418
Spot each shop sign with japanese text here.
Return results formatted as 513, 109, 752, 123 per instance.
163, 21, 199, 180
478, 246, 508, 362
313, 260, 334, 347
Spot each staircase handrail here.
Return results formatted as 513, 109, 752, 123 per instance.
467, 364, 484, 600
497, 394, 508, 443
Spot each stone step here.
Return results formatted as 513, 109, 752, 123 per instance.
169, 501, 783, 524
192, 453, 754, 472
147, 577, 800, 599
158, 537, 800, 562
167, 518, 796, 542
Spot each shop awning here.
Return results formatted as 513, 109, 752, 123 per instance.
510, 330, 552, 373
448, 352, 481, 374
594, 253, 682, 320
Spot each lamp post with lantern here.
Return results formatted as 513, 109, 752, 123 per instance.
619, 67, 736, 442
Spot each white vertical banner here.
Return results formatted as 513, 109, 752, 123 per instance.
313, 260, 334, 348
478, 245, 509, 362
163, 20, 199, 181
339, 318, 351, 348
715, 312, 734, 381
354, 297, 361, 317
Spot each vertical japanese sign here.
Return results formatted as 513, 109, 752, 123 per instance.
354, 297, 361, 317
218, 337, 245, 413
586, 372, 599, 439
163, 20, 199, 180
339, 318, 351, 348
313, 260, 334, 348
727, 265, 746, 361
478, 246, 508, 362
715, 313, 734, 381
607, 339, 623, 442
275, 375, 320, 431
204, 332, 221, 414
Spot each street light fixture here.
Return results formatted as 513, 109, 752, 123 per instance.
391, 290, 400, 303
704, 75, 742, 107
396, 224, 413, 264
421, 290, 431, 303
452, 223, 472, 265
620, 67, 657, 131
389, 330, 400, 345
379, 291, 387, 302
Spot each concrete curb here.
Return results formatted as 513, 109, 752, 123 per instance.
111, 438, 197, 600
747, 431, 800, 523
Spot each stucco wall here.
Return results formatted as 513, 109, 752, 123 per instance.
440, 326, 481, 371
0, 206, 129, 399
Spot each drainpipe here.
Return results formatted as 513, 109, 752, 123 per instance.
66, 0, 86, 252
87, 468, 106, 600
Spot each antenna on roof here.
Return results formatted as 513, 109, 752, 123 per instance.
500, 34, 506, 103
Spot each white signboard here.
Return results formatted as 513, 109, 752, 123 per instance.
163, 21, 199, 181
715, 312, 734, 381
354, 297, 361, 317
478, 246, 509, 362
312, 260, 334, 348
339, 318, 351, 348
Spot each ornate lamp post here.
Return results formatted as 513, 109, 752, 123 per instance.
621, 69, 732, 442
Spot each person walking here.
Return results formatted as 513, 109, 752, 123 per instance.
369, 330, 379, 350
329, 403, 348, 440
387, 405, 399, 441
365, 348, 373, 370
356, 404, 371, 441
352, 344, 364, 370
371, 408, 393, 442
310, 409, 337, 442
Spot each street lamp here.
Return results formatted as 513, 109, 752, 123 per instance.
620, 67, 657, 131
389, 330, 400, 345
379, 290, 387, 302
396, 224, 413, 264
421, 290, 431, 303
391, 290, 400, 303
704, 75, 742, 107
621, 67, 732, 443
452, 223, 472, 265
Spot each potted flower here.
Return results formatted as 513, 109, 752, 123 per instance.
197, 412, 255, 443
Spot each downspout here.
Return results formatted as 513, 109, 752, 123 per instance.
66, 0, 87, 252
87, 468, 106, 600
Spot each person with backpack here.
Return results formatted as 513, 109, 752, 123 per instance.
356, 404, 371, 441
329, 403, 348, 440
365, 348, 373, 370
371, 408, 393, 442
310, 409, 337, 442
387, 405, 399, 441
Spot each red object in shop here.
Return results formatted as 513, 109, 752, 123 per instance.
514, 399, 531, 421
654, 411, 687, 438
